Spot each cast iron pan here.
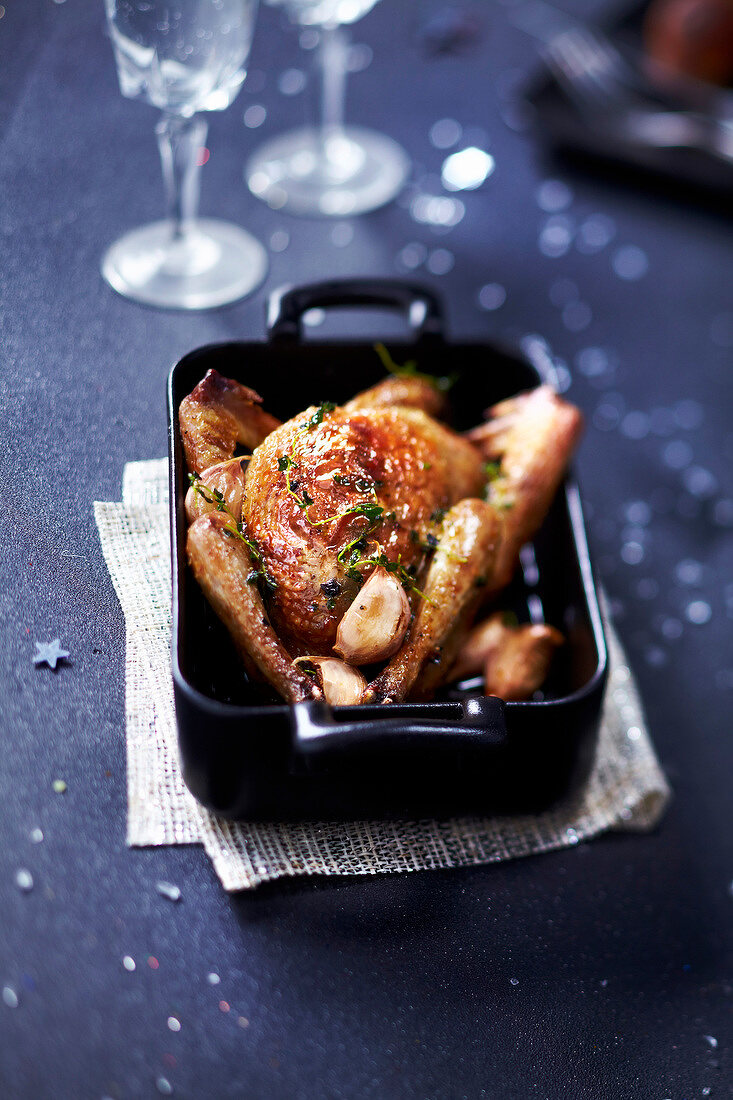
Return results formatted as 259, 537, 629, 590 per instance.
168, 279, 608, 820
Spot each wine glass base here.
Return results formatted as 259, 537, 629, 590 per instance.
101, 218, 268, 310
246, 126, 410, 216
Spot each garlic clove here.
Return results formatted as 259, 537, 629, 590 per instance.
334, 567, 411, 666
185, 457, 248, 525
295, 656, 366, 706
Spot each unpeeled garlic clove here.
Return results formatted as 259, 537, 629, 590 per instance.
185, 457, 248, 525
334, 567, 411, 666
296, 656, 366, 706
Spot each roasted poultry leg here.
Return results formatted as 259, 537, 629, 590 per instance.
365, 499, 502, 703
187, 510, 320, 703
466, 385, 583, 592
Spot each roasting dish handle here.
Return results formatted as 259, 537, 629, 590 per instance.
267, 278, 445, 344
291, 696, 508, 760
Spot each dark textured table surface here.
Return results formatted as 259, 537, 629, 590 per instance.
2, 1, 732, 1097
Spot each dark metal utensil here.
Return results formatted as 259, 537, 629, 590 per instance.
545, 26, 733, 163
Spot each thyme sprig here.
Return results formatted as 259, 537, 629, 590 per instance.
333, 473, 382, 492
303, 401, 336, 431
374, 342, 458, 394
278, 453, 314, 511
482, 460, 514, 510
188, 473, 278, 593
310, 500, 384, 529
343, 545, 437, 606
409, 525, 468, 564
275, 402, 338, 513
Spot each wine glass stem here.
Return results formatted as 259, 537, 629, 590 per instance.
156, 112, 208, 241
319, 24, 349, 147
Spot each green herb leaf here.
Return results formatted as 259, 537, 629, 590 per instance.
374, 343, 458, 393
305, 401, 336, 431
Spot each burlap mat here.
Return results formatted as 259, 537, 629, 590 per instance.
93, 459, 670, 891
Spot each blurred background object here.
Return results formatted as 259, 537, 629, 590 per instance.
245, 0, 410, 215
525, 0, 733, 201
644, 0, 733, 85
102, 0, 267, 309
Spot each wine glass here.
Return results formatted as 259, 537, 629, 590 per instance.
245, 0, 410, 216
102, 0, 267, 310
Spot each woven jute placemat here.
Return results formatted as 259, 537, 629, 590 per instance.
93, 459, 670, 891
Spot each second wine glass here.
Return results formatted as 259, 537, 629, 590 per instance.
246, 0, 410, 216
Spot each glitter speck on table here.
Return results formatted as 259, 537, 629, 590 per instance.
536, 179, 572, 212
478, 283, 506, 311
122, 956, 136, 972
167, 1016, 181, 1032
52, 779, 67, 794
426, 248, 454, 275
686, 601, 712, 626
15, 869, 33, 892
243, 104, 266, 128
269, 230, 289, 253
156, 881, 182, 903
612, 245, 649, 281
2, 986, 19, 1008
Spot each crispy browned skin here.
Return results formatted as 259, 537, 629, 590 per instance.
179, 369, 281, 474
186, 512, 319, 703
365, 499, 502, 704
345, 375, 448, 418
184, 457, 249, 525
242, 405, 486, 656
466, 385, 583, 591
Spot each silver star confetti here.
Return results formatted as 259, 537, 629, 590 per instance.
33, 639, 69, 670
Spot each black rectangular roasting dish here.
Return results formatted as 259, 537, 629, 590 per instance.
168, 279, 608, 821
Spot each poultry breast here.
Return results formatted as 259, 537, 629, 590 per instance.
243, 402, 485, 655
